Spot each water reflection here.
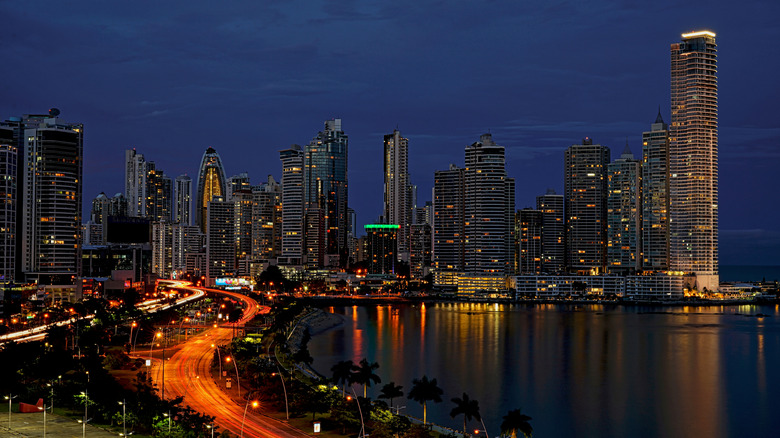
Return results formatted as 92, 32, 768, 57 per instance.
308, 303, 780, 438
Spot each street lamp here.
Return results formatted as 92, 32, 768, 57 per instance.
206, 423, 215, 438
118, 399, 126, 437
5, 394, 17, 430
39, 403, 51, 437
211, 344, 222, 376
129, 321, 137, 354
79, 391, 88, 438
226, 354, 241, 397
351, 388, 366, 438
240, 400, 258, 438
271, 366, 289, 420
163, 411, 172, 435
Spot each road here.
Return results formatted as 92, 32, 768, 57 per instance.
149, 286, 309, 437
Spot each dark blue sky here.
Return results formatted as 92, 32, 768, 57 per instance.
2, 0, 778, 265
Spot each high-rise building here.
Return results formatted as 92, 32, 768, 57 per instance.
0, 143, 17, 281
146, 163, 172, 222
108, 193, 128, 218
536, 189, 565, 274
409, 223, 432, 280
252, 176, 282, 263
670, 30, 719, 291
564, 138, 610, 274
206, 196, 234, 281
383, 129, 412, 261
231, 190, 253, 276
517, 208, 543, 274
279, 145, 305, 265
196, 147, 227, 234
432, 164, 465, 290
365, 224, 398, 275
227, 172, 251, 201
20, 112, 83, 282
125, 149, 147, 217
463, 134, 515, 280
642, 111, 670, 271
91, 193, 109, 224
174, 174, 192, 225
304, 119, 348, 267
607, 145, 641, 274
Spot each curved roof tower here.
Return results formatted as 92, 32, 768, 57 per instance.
195, 147, 227, 233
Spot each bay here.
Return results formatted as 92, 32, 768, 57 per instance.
308, 302, 780, 437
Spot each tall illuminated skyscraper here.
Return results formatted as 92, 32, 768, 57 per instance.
606, 145, 641, 274
195, 147, 227, 234
383, 129, 412, 261
565, 138, 610, 274
642, 111, 670, 271
174, 174, 192, 225
536, 189, 564, 273
670, 30, 718, 291
279, 145, 304, 265
125, 149, 147, 217
304, 119, 348, 267
0, 142, 17, 281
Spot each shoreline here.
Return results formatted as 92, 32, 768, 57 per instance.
296, 295, 778, 308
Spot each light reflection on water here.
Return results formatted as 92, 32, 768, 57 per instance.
308, 303, 780, 438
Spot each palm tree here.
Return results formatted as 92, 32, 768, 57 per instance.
378, 382, 404, 408
501, 409, 533, 438
330, 360, 355, 394
450, 393, 481, 436
352, 358, 381, 398
407, 375, 443, 425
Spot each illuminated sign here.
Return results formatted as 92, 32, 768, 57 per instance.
215, 278, 251, 287
364, 224, 400, 231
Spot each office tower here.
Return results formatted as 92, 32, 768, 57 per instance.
670, 31, 719, 291
125, 149, 147, 217
108, 193, 128, 218
152, 222, 174, 277
279, 145, 304, 265
564, 138, 610, 274
91, 193, 109, 224
0, 143, 17, 281
174, 174, 192, 225
20, 111, 83, 281
432, 164, 465, 289
607, 145, 641, 274
227, 172, 251, 201
172, 225, 203, 277
146, 163, 172, 222
464, 134, 515, 279
152, 222, 202, 278
642, 111, 670, 271
517, 208, 543, 274
252, 176, 282, 262
304, 119, 348, 267
232, 190, 253, 276
536, 189, 565, 273
206, 196, 234, 280
414, 201, 433, 225
409, 223, 432, 280
304, 208, 325, 269
383, 129, 412, 261
196, 147, 227, 234
365, 224, 398, 274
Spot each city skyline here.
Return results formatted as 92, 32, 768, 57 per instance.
1, 1, 777, 264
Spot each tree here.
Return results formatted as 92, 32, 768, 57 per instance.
378, 382, 404, 408
331, 360, 355, 394
352, 358, 381, 398
407, 375, 443, 425
501, 409, 533, 438
449, 393, 481, 436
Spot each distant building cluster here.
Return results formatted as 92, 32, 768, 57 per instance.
0, 31, 721, 307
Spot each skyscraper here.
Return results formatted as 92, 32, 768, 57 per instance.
0, 143, 17, 281
461, 134, 515, 293
642, 111, 670, 271
383, 129, 413, 261
251, 176, 282, 263
279, 145, 305, 265
565, 138, 610, 274
606, 145, 641, 274
20, 112, 83, 281
174, 174, 192, 225
670, 30, 718, 291
517, 208, 543, 274
432, 164, 465, 290
206, 196, 234, 281
196, 147, 227, 234
125, 149, 147, 217
146, 163, 172, 222
304, 119, 348, 267
536, 189, 565, 273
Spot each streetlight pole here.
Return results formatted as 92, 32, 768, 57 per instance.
226, 353, 241, 398
351, 388, 366, 438
41, 403, 47, 438
211, 344, 222, 376
5, 394, 16, 430
272, 365, 289, 420
240, 400, 258, 438
118, 400, 126, 437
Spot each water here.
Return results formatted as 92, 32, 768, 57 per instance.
308, 302, 780, 438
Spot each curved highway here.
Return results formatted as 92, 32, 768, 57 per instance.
149, 285, 308, 437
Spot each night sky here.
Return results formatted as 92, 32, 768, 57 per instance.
2, 0, 778, 265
